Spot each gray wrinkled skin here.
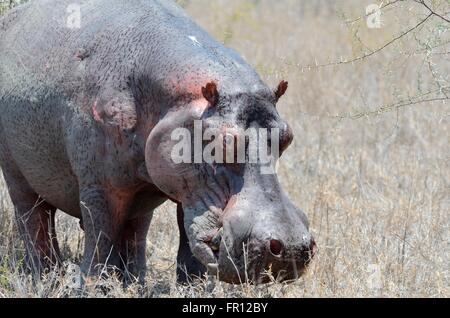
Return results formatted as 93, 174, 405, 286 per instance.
0, 0, 315, 284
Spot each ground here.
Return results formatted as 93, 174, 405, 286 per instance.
0, 0, 448, 297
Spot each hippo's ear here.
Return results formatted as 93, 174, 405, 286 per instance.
202, 82, 219, 107
274, 80, 288, 102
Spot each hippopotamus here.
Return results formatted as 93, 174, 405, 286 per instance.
0, 0, 316, 284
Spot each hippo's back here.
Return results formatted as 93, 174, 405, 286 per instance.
0, 0, 266, 101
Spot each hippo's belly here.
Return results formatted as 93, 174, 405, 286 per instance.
0, 100, 82, 217
25, 169, 81, 218
9, 142, 82, 218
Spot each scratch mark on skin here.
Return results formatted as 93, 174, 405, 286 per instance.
188, 35, 201, 46
92, 101, 103, 123
221, 195, 237, 223
116, 126, 123, 146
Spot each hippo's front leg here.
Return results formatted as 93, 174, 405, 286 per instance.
120, 214, 153, 285
176, 204, 206, 283
79, 186, 122, 278
67, 98, 138, 281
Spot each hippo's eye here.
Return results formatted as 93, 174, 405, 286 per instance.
264, 123, 293, 158
279, 123, 294, 154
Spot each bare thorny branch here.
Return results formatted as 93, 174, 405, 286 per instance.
295, 87, 449, 121
344, 0, 405, 25
282, 0, 450, 119
339, 92, 449, 120
282, 12, 434, 70
284, 0, 450, 70
415, 0, 450, 24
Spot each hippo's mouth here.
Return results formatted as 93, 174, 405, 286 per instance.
199, 227, 223, 273
198, 226, 316, 284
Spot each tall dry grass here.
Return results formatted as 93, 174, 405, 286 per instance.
0, 0, 448, 297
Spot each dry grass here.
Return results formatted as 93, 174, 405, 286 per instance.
0, 0, 449, 297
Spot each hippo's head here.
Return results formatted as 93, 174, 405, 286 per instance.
145, 81, 316, 283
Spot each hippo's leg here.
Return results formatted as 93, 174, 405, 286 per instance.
119, 213, 152, 285
176, 204, 206, 283
78, 186, 122, 279
1, 168, 60, 274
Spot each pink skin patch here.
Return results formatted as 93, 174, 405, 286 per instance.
191, 98, 209, 116
165, 71, 218, 113
221, 195, 238, 223
201, 228, 221, 243
104, 182, 148, 226
199, 195, 238, 244
92, 101, 103, 123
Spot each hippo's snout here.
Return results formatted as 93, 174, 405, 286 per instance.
264, 236, 317, 280
213, 241, 317, 284
212, 204, 316, 284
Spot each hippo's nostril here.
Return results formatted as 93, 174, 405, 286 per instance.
269, 239, 283, 256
